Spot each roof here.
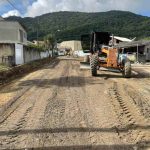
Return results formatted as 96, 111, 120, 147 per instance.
0, 38, 27, 45
0, 41, 15, 44
111, 36, 132, 42
115, 40, 150, 48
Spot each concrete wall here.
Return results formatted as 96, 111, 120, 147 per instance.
0, 43, 51, 66
24, 47, 41, 63
40, 51, 52, 58
0, 21, 27, 45
0, 43, 15, 65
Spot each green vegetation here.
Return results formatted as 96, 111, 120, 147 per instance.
44, 34, 56, 56
6, 11, 150, 42
0, 64, 11, 71
27, 44, 45, 51
143, 37, 150, 40
44, 34, 55, 50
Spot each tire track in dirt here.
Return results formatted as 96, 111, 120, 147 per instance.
108, 82, 150, 149
16, 60, 63, 149
0, 58, 149, 150
123, 84, 150, 121
32, 60, 97, 148
35, 60, 70, 147
0, 59, 61, 149
61, 60, 127, 148
66, 61, 93, 146
0, 59, 60, 123
72, 61, 105, 146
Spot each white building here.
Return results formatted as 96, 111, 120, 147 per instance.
59, 40, 82, 52
110, 36, 133, 45
0, 20, 27, 65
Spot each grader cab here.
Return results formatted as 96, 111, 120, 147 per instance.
81, 32, 131, 78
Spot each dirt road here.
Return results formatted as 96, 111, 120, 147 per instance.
0, 57, 149, 150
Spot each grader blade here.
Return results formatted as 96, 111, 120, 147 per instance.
80, 62, 90, 70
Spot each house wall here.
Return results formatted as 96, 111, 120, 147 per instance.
0, 44, 50, 66
0, 21, 27, 45
0, 43, 15, 65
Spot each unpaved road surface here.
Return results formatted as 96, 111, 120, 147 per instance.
0, 57, 149, 150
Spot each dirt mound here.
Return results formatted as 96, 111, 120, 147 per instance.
0, 58, 54, 85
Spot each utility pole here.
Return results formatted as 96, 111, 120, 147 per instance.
137, 44, 139, 63
37, 17, 39, 46
112, 34, 114, 47
55, 30, 60, 56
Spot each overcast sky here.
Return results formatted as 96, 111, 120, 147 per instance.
0, 0, 150, 18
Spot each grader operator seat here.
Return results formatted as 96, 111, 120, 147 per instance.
90, 32, 110, 54
81, 32, 111, 54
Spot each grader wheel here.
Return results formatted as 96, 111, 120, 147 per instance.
122, 61, 131, 78
90, 55, 98, 76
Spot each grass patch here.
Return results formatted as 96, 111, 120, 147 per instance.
0, 64, 11, 71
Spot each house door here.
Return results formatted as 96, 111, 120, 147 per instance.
15, 44, 24, 65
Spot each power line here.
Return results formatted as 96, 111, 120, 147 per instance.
6, 0, 18, 10
5, 0, 24, 14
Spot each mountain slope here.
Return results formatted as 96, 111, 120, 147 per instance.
6, 11, 150, 41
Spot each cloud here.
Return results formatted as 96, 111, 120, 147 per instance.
24, 0, 150, 17
1, 0, 150, 18
2, 9, 21, 18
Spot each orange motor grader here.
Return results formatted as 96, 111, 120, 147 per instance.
81, 32, 131, 78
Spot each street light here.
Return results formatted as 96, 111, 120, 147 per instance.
55, 29, 61, 46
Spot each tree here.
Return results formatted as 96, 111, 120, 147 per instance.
44, 34, 56, 57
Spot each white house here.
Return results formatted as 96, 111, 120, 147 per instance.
110, 36, 134, 45
59, 40, 82, 52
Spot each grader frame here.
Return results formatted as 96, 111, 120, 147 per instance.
81, 32, 131, 78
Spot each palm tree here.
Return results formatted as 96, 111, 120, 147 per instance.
44, 34, 56, 57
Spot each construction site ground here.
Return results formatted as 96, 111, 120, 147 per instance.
0, 56, 149, 150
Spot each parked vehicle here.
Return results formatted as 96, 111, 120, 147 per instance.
58, 50, 65, 56
73, 50, 90, 57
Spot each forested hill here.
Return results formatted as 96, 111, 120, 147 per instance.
6, 11, 150, 41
